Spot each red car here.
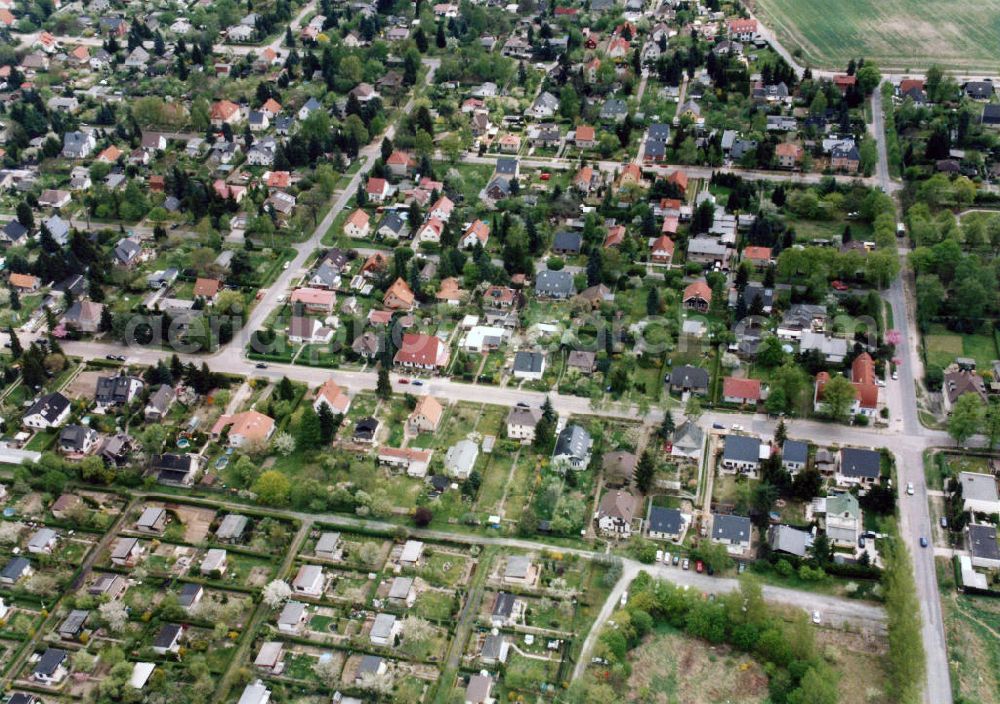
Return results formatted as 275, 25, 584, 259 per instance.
695, 560, 704, 573
539, 172, 551, 181
831, 280, 849, 292
398, 379, 410, 384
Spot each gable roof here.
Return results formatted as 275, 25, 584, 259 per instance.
839, 447, 881, 479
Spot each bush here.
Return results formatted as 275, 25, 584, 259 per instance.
546, 257, 565, 271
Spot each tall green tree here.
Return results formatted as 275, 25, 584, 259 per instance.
819, 374, 856, 422
948, 393, 985, 445
376, 366, 392, 400
633, 451, 655, 493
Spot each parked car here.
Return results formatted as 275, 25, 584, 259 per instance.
398, 379, 410, 384
664, 551, 671, 564
695, 560, 704, 573
906, 482, 914, 496
812, 611, 821, 624
831, 280, 849, 291
919, 536, 928, 548
940, 517, 948, 529
892, 370, 898, 380
682, 558, 689, 570
672, 554, 680, 566
712, 423, 725, 430
412, 380, 423, 386
255, 363, 268, 369
655, 550, 663, 563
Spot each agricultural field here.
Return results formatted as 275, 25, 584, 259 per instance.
752, 0, 1000, 72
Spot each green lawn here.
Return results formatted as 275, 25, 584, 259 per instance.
754, 0, 1000, 72
924, 324, 997, 372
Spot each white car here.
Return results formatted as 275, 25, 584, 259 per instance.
664, 551, 671, 564
812, 611, 821, 624
906, 482, 914, 496
892, 370, 898, 380
655, 550, 663, 563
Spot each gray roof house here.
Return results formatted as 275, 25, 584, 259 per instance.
534, 270, 576, 299
711, 513, 752, 553
1, 557, 32, 584
671, 420, 704, 461
668, 365, 709, 395
512, 350, 546, 380
781, 440, 809, 473
837, 447, 881, 488
720, 434, 763, 474
648, 506, 685, 540
552, 231, 582, 254
600, 98, 628, 122
444, 439, 479, 479
553, 424, 593, 471
216, 514, 249, 542
767, 524, 814, 557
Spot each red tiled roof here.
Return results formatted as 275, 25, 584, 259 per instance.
683, 279, 712, 303
723, 376, 762, 401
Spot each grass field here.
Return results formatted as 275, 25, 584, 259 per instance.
752, 0, 1000, 72
923, 324, 997, 373
937, 558, 1000, 704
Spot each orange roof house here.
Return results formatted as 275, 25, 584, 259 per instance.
435, 277, 465, 304
722, 377, 763, 403
682, 279, 712, 311
261, 98, 282, 116
212, 410, 276, 448
361, 251, 390, 276
832, 74, 857, 92
97, 145, 123, 163
290, 287, 336, 313
603, 225, 626, 248
394, 333, 450, 370
344, 208, 371, 238
266, 171, 291, 188
193, 278, 222, 299
575, 125, 596, 145
461, 220, 490, 248
815, 353, 878, 415
650, 235, 675, 264
0, 9, 15, 26
313, 379, 351, 415
408, 395, 444, 432
667, 170, 688, 193
617, 163, 643, 190
9, 273, 39, 292
384, 277, 416, 310
210, 100, 241, 126
742, 246, 772, 267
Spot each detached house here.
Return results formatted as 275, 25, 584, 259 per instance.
836, 447, 881, 491
596, 490, 638, 538
720, 434, 767, 477
394, 333, 450, 371
553, 424, 593, 471
722, 377, 764, 405
408, 395, 444, 433
711, 513, 752, 554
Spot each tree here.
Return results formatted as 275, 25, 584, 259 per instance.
659, 412, 675, 440
99, 600, 129, 633
297, 406, 321, 447
948, 393, 985, 445
819, 373, 856, 422
7, 327, 22, 359
856, 63, 881, 94
376, 366, 392, 399
774, 418, 787, 446
253, 470, 291, 505
413, 506, 433, 527
272, 432, 296, 456
985, 400, 1000, 449
633, 451, 655, 493
262, 579, 292, 608
684, 395, 702, 420
16, 201, 33, 229
318, 404, 337, 443
401, 616, 435, 644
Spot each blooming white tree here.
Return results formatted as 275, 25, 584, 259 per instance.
262, 579, 292, 608
401, 616, 435, 645
99, 600, 129, 633
272, 432, 296, 456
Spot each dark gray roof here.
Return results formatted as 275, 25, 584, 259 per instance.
712, 514, 751, 543
1, 556, 30, 581
647, 123, 670, 142
59, 609, 89, 636
840, 448, 881, 479
554, 424, 592, 461
33, 648, 67, 677
982, 104, 1000, 125
967, 524, 1000, 561
492, 591, 516, 617
153, 623, 182, 648
495, 157, 518, 176
723, 434, 760, 463
648, 506, 683, 535
358, 654, 384, 676
25, 393, 70, 423
669, 365, 709, 390
179, 582, 203, 607
59, 424, 96, 451
534, 269, 576, 297
782, 440, 809, 464
513, 351, 544, 374
768, 524, 813, 557
552, 231, 582, 253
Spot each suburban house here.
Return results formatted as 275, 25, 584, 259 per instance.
596, 490, 638, 538
781, 440, 809, 475
254, 642, 285, 675
768, 524, 814, 558
534, 270, 576, 299
408, 395, 444, 433
370, 613, 400, 647
719, 434, 767, 478
668, 365, 709, 396
290, 287, 336, 315
444, 439, 479, 479
836, 447, 881, 491
552, 424, 593, 471
490, 592, 524, 627
503, 554, 537, 586
819, 492, 862, 548
512, 350, 546, 380
110, 537, 144, 567
314, 532, 341, 560
682, 280, 712, 312
379, 447, 434, 478
966, 524, 1000, 570
394, 333, 450, 371
602, 450, 637, 488
313, 379, 351, 416
32, 648, 69, 685
647, 506, 687, 542
959, 472, 999, 517
94, 374, 144, 411
211, 411, 276, 449
711, 513, 752, 554
23, 393, 71, 430
136, 507, 167, 534
671, 421, 704, 462
201, 548, 228, 576
722, 377, 764, 405
277, 602, 307, 634
506, 404, 542, 442
292, 564, 325, 597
